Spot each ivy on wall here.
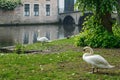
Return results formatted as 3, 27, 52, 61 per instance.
0, 0, 21, 10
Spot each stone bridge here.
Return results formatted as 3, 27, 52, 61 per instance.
58, 11, 92, 26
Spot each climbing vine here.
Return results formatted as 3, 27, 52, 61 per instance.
0, 0, 21, 10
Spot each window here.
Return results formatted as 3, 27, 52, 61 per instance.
24, 4, 30, 16
34, 4, 39, 16
46, 4, 50, 16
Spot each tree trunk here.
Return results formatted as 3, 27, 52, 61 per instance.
117, 0, 120, 24
101, 13, 113, 33
116, 14, 120, 24
96, 1, 112, 33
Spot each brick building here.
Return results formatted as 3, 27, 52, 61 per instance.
0, 0, 59, 24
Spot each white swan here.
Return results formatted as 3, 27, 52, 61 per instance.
37, 37, 49, 42
37, 30, 49, 42
83, 46, 115, 73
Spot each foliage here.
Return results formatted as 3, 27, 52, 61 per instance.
75, 0, 120, 47
75, 0, 117, 15
0, 0, 21, 10
75, 16, 120, 48
15, 43, 25, 54
113, 22, 120, 38
75, 0, 119, 33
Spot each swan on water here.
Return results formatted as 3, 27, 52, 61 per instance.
37, 36, 49, 42
83, 46, 115, 73
37, 30, 49, 42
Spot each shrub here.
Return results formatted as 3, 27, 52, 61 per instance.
0, 0, 21, 10
113, 23, 120, 38
75, 16, 120, 48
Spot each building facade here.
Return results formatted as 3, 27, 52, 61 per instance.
0, 0, 58, 24
64, 0, 74, 13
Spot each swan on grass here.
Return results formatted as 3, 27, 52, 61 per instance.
83, 46, 115, 73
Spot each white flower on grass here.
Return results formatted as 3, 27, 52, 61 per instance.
49, 58, 53, 61
32, 70, 35, 73
40, 65, 44, 71
0, 53, 4, 56
72, 73, 75, 76
57, 56, 60, 58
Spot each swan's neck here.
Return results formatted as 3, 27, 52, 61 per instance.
83, 47, 94, 59
89, 48, 94, 54
83, 48, 94, 57
83, 53, 91, 60
38, 30, 41, 38
83, 53, 90, 57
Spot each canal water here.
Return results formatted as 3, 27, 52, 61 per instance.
0, 25, 81, 47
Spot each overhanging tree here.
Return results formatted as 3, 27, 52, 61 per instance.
76, 0, 118, 33
75, 0, 120, 48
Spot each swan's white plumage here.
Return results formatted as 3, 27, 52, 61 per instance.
83, 46, 114, 73
37, 37, 49, 42
37, 30, 49, 42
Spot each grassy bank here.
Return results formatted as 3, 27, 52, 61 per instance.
0, 38, 120, 80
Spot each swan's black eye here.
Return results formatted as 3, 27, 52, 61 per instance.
83, 49, 85, 51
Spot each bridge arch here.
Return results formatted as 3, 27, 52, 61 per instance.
63, 15, 75, 25
62, 15, 75, 37
58, 11, 92, 26
78, 13, 93, 31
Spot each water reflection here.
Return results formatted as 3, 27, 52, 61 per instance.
0, 25, 80, 47
63, 24, 75, 37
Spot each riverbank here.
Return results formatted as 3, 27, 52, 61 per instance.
0, 37, 120, 80
0, 22, 60, 27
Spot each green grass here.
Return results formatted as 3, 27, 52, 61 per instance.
0, 37, 120, 80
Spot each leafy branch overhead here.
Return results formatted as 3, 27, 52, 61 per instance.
0, 0, 21, 10
75, 0, 117, 15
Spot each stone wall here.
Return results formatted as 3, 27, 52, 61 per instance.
0, 0, 58, 25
